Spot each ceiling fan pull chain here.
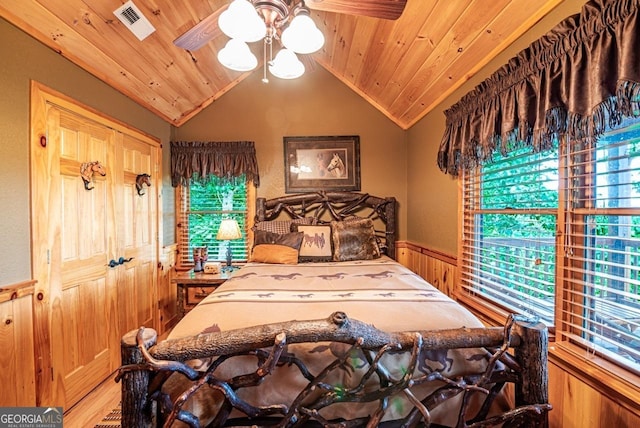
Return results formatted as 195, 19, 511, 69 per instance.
262, 36, 270, 83
262, 31, 276, 83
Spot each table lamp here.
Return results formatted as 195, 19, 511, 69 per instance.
216, 218, 241, 271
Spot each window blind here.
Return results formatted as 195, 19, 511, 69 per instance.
461, 118, 640, 373
176, 175, 249, 267
460, 147, 558, 325
559, 120, 640, 370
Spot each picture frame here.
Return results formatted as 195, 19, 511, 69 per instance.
284, 135, 361, 193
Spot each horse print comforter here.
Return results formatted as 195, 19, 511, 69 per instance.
167, 257, 510, 425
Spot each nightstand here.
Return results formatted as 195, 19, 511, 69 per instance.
173, 269, 234, 320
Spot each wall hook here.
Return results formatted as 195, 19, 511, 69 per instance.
80, 161, 106, 190
135, 173, 151, 196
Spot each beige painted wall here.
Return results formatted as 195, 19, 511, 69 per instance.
175, 66, 408, 238
1, 0, 586, 284
406, 0, 586, 256
0, 14, 407, 286
0, 18, 172, 285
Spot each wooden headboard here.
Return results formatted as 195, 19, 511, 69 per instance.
256, 191, 397, 259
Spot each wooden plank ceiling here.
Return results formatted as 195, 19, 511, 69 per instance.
0, 0, 564, 129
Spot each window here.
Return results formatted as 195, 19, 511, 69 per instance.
461, 146, 558, 325
461, 118, 640, 373
176, 175, 253, 267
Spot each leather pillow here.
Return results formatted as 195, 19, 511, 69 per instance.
331, 218, 381, 262
251, 244, 299, 264
253, 230, 304, 249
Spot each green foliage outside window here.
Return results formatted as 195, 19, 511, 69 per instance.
186, 175, 248, 262
467, 119, 640, 368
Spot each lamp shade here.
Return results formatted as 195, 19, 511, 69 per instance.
217, 39, 258, 71
269, 48, 305, 79
218, 0, 266, 43
216, 219, 242, 240
281, 14, 325, 54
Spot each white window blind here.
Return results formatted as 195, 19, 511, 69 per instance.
461, 147, 558, 324
176, 175, 249, 267
559, 120, 640, 369
461, 118, 640, 373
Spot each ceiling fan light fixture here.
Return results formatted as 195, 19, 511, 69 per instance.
217, 39, 258, 71
269, 48, 305, 79
281, 11, 324, 54
219, 0, 267, 42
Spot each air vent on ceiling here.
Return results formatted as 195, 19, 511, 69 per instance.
113, 0, 156, 41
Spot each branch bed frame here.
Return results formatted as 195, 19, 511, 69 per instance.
119, 191, 550, 427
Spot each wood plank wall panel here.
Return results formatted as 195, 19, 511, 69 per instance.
549, 360, 640, 427
396, 242, 456, 296
0, 281, 36, 406
157, 244, 179, 335
396, 240, 640, 427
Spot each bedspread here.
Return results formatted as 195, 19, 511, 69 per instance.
166, 257, 509, 425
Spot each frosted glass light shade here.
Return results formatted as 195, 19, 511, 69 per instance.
218, 0, 266, 43
217, 39, 258, 71
269, 49, 305, 79
281, 14, 324, 54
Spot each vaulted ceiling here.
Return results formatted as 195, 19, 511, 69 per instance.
0, 0, 564, 129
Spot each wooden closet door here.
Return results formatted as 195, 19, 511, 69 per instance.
33, 104, 119, 409
31, 83, 161, 410
116, 134, 158, 334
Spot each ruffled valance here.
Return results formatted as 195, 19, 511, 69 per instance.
438, 0, 640, 176
170, 141, 260, 187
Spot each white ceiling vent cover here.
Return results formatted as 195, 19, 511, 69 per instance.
113, 0, 156, 41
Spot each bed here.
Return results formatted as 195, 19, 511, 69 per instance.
119, 192, 550, 427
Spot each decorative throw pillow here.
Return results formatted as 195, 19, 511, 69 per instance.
251, 244, 299, 264
254, 217, 313, 234
331, 218, 381, 261
294, 224, 333, 262
253, 230, 304, 250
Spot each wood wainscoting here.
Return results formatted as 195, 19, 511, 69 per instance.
0, 280, 37, 406
157, 244, 179, 336
396, 241, 456, 297
395, 240, 640, 427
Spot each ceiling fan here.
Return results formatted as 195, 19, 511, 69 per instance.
174, 0, 408, 52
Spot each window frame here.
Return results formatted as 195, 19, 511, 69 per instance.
457, 124, 640, 392
457, 148, 560, 330
175, 177, 256, 269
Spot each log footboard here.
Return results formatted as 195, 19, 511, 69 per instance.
118, 313, 550, 427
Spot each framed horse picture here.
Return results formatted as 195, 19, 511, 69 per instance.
284, 135, 361, 193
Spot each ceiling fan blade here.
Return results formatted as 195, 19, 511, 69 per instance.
174, 7, 226, 51
306, 0, 407, 20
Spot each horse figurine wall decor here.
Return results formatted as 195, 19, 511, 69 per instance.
80, 161, 106, 190
135, 173, 151, 196
326, 153, 346, 178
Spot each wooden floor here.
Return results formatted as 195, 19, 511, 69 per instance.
62, 328, 173, 427
63, 372, 121, 427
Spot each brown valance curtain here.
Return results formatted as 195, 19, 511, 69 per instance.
437, 0, 640, 176
170, 141, 260, 187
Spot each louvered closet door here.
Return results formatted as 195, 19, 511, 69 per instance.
35, 104, 119, 409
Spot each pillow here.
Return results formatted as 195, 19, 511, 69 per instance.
251, 244, 299, 264
331, 218, 381, 261
253, 230, 304, 250
254, 217, 313, 234
294, 224, 333, 262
